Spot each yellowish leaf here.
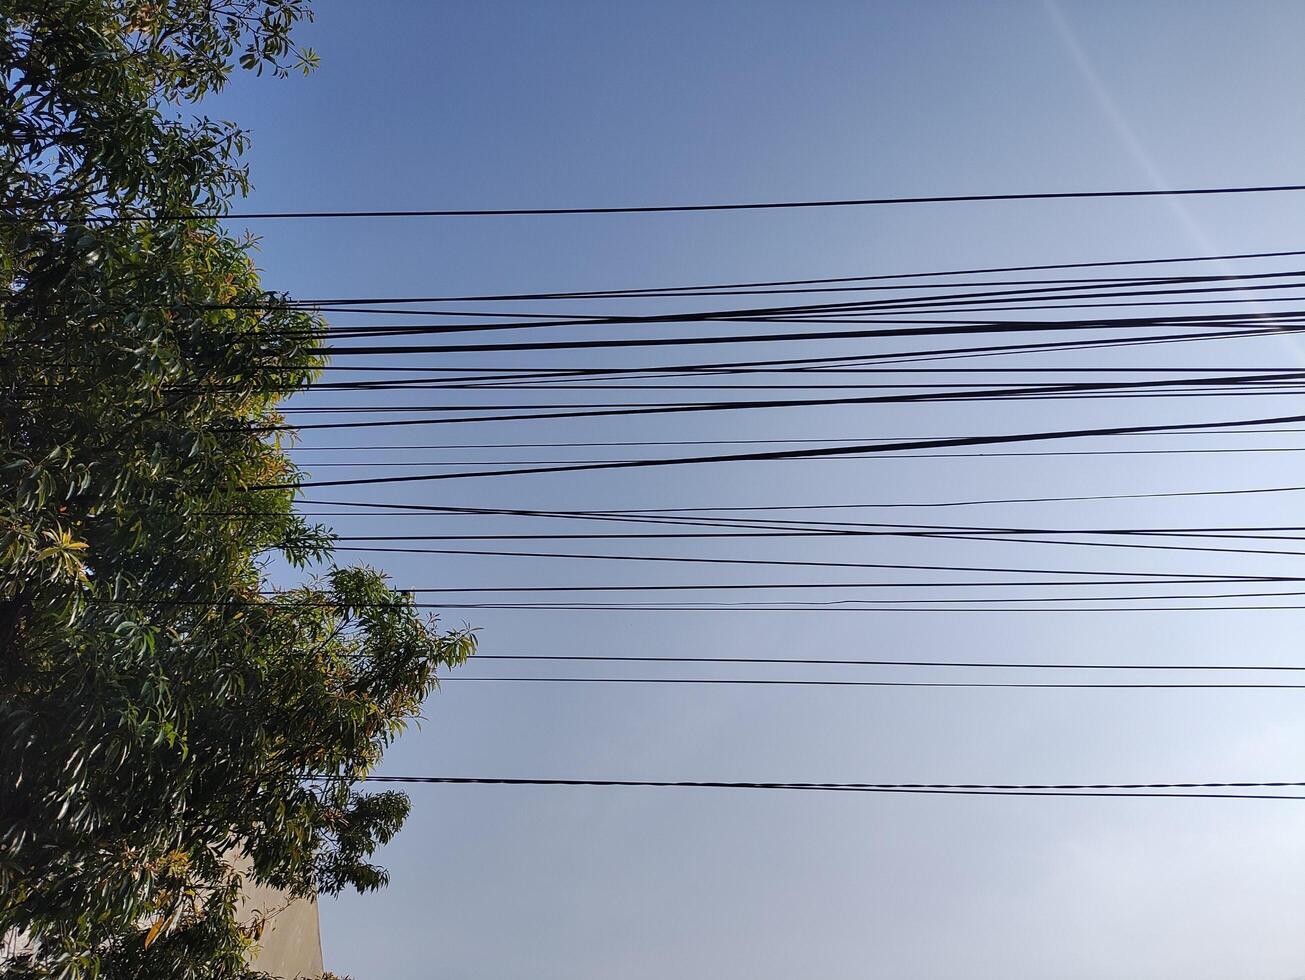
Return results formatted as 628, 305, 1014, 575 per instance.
143, 916, 166, 949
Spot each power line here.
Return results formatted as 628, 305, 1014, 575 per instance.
99, 598, 1305, 613
246, 480, 1295, 520
295, 367, 1305, 377
138, 371, 1305, 396
442, 675, 1305, 690
252, 267, 1305, 316
278, 375, 1305, 403
82, 181, 1305, 221
280, 382, 1305, 393
314, 581, 1305, 594
330, 536, 1305, 561
311, 300, 1305, 340
249, 411, 1305, 488
289, 246, 1305, 300
136, 585, 1305, 604
284, 271, 1277, 305
635, 581, 1305, 596
274, 374, 1305, 411
296, 501, 1305, 534
241, 321, 1305, 375
351, 775, 1305, 800
300, 507, 1305, 563
304, 449, 1305, 468
475, 653, 1305, 671
279, 436, 1305, 450
321, 545, 1283, 583
342, 602, 1305, 613
314, 312, 1305, 352
495, 484, 1305, 511
261, 271, 1230, 306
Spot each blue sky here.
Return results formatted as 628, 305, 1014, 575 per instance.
209, 3, 1305, 978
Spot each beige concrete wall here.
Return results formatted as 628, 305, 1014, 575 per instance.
230, 854, 325, 979
2, 861, 325, 979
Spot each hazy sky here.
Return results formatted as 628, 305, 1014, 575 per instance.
209, 3, 1305, 977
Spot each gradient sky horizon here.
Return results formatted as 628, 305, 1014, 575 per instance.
208, 3, 1305, 978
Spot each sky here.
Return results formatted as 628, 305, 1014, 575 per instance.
205, 3, 1305, 978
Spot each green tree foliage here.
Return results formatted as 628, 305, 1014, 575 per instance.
0, 3, 474, 976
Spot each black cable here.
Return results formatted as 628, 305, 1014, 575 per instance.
131, 367, 1305, 396
308, 324, 1235, 366
315, 310, 1305, 351
529, 484, 1305, 512
302, 449, 1305, 468
287, 364, 1305, 378
266, 270, 1305, 325
249, 372, 1305, 433
287, 510, 1305, 553
325, 536, 1305, 561
285, 481, 1305, 517
312, 585, 1305, 599
266, 263, 1305, 309
273, 372, 1305, 411
152, 359, 1305, 394
250, 411, 1305, 488
344, 775, 1305, 801
320, 545, 1288, 583
287, 246, 1305, 301
312, 295, 1305, 339
927, 533, 1305, 559
336, 511, 1305, 537
476, 653, 1305, 671
94, 598, 1305, 613
297, 498, 1305, 536
444, 675, 1305, 690
308, 504, 1305, 542
270, 270, 1228, 306
141, 583, 1305, 604
243, 321, 1305, 376
281, 380, 1305, 392
333, 601, 1305, 613
280, 436, 1305, 450
838, 325, 1305, 367
82, 181, 1305, 220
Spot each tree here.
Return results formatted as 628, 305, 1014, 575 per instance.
0, 3, 474, 976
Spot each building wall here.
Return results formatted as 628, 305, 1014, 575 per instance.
231, 854, 325, 979
2, 862, 325, 979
